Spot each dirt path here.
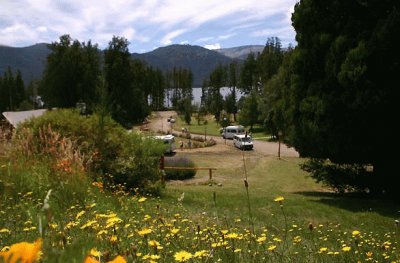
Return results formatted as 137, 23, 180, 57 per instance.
148, 111, 299, 157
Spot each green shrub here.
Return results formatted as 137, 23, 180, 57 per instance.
17, 109, 166, 194
301, 158, 371, 193
164, 156, 196, 180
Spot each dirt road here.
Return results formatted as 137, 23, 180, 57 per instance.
148, 111, 299, 158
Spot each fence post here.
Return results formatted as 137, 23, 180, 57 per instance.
209, 169, 212, 180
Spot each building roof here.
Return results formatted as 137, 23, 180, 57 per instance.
2, 109, 47, 128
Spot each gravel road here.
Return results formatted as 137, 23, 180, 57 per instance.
148, 111, 299, 158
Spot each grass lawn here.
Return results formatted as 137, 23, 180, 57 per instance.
164, 150, 400, 237
173, 114, 223, 136
173, 114, 272, 140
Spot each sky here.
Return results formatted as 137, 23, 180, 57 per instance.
0, 0, 298, 53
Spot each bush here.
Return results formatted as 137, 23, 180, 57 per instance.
164, 156, 196, 180
17, 109, 166, 194
301, 158, 372, 194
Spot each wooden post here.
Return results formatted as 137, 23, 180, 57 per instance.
209, 169, 212, 180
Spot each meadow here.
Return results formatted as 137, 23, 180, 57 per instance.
1, 111, 399, 262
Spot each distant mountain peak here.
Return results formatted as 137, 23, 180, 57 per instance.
1, 43, 265, 87
216, 45, 264, 59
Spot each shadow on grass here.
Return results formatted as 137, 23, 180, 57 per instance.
293, 191, 400, 218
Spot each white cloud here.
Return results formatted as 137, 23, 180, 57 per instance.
204, 43, 221, 50
195, 37, 215, 43
218, 34, 235, 40
160, 29, 186, 46
0, 0, 298, 50
36, 26, 48, 33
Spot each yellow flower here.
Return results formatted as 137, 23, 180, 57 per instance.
234, 248, 242, 253
352, 230, 360, 236
106, 216, 122, 228
90, 248, 102, 257
80, 220, 97, 229
148, 240, 160, 248
319, 247, 328, 253
138, 228, 152, 236
174, 250, 193, 262
226, 233, 239, 239
0, 238, 42, 263
273, 237, 282, 242
274, 196, 284, 202
193, 250, 207, 258
76, 210, 86, 219
267, 245, 277, 251
366, 251, 373, 257
342, 246, 351, 252
170, 228, 180, 235
256, 236, 267, 243
293, 236, 302, 243
138, 197, 147, 202
0, 228, 11, 234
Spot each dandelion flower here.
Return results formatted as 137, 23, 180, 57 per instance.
89, 248, 102, 257
193, 250, 207, 258
226, 233, 239, 239
267, 245, 277, 251
342, 246, 351, 252
320, 247, 328, 253
256, 236, 267, 243
274, 196, 284, 202
76, 210, 86, 219
170, 228, 180, 235
0, 238, 42, 263
293, 236, 302, 243
148, 240, 160, 248
138, 228, 152, 236
174, 250, 192, 262
138, 197, 147, 202
0, 228, 11, 234
352, 230, 360, 236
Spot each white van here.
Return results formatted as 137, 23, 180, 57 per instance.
221, 125, 245, 139
233, 134, 253, 150
154, 135, 176, 153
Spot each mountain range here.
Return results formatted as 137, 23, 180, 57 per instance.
0, 43, 264, 86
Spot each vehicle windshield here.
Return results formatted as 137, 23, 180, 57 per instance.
242, 137, 252, 142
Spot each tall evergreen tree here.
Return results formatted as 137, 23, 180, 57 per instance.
104, 36, 136, 126
290, 0, 400, 196
40, 35, 100, 108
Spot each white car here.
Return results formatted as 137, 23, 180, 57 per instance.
233, 134, 253, 150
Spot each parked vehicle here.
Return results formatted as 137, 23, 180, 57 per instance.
233, 134, 253, 150
154, 134, 176, 153
221, 125, 245, 139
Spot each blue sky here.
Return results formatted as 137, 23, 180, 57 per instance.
0, 0, 297, 53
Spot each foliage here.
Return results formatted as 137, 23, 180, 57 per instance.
104, 36, 140, 127
238, 53, 258, 94
18, 109, 165, 194
289, 0, 400, 197
301, 158, 372, 194
238, 91, 260, 131
40, 35, 101, 109
164, 156, 196, 180
0, 68, 25, 111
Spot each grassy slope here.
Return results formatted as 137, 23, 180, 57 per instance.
163, 151, 399, 233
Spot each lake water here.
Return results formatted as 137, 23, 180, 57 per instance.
164, 87, 244, 107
